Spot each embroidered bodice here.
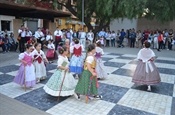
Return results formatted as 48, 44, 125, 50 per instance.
73, 47, 82, 56
95, 52, 102, 58
84, 56, 96, 70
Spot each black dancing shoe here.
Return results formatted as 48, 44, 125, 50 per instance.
74, 93, 80, 100
94, 95, 102, 99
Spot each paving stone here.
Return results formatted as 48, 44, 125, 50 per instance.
15, 87, 69, 111
101, 57, 113, 61
158, 68, 175, 75
112, 68, 134, 77
117, 56, 136, 60
107, 53, 123, 56
132, 82, 174, 96
98, 83, 129, 103
0, 65, 19, 73
155, 59, 175, 65
108, 104, 156, 115
171, 97, 175, 115
0, 51, 174, 115
104, 62, 125, 68
0, 74, 14, 85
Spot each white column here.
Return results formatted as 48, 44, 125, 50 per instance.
38, 19, 43, 28
0, 21, 1, 31
24, 21, 27, 28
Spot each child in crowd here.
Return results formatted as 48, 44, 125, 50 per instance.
69, 38, 84, 79
74, 44, 102, 103
14, 44, 36, 89
100, 36, 104, 47
95, 40, 107, 79
45, 40, 56, 63
27, 37, 35, 52
43, 46, 76, 97
65, 39, 71, 60
132, 41, 161, 91
32, 43, 48, 83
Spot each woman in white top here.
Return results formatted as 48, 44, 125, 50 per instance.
153, 31, 159, 49
136, 30, 142, 48
106, 31, 111, 47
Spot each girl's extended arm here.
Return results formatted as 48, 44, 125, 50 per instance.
20, 60, 27, 65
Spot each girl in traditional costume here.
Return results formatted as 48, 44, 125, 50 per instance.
65, 39, 71, 60
14, 44, 36, 89
45, 40, 56, 63
95, 41, 108, 79
132, 41, 161, 91
43, 46, 76, 97
69, 38, 84, 78
32, 43, 48, 83
74, 44, 102, 103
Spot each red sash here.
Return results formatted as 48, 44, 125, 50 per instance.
34, 55, 42, 63
55, 36, 61, 41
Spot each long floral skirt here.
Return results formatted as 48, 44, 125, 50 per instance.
75, 70, 98, 95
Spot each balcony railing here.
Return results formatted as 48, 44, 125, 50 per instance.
7, 0, 55, 10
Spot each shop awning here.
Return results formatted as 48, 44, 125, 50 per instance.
0, 1, 71, 20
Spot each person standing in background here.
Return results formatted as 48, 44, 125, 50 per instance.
87, 30, 94, 44
111, 31, 116, 47
54, 27, 63, 50
72, 30, 77, 39
136, 30, 142, 48
130, 29, 136, 48
79, 29, 86, 48
18, 25, 26, 53
25, 27, 32, 43
34, 28, 44, 49
9, 32, 18, 52
157, 31, 164, 52
119, 29, 126, 48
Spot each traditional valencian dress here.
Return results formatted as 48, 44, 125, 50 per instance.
69, 44, 84, 74
95, 47, 107, 79
32, 49, 47, 80
132, 48, 161, 85
43, 55, 76, 96
14, 52, 36, 87
46, 43, 56, 61
75, 55, 98, 96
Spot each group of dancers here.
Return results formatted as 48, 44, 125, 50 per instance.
13, 38, 161, 103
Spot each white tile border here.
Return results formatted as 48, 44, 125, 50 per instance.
0, 82, 44, 98
118, 89, 172, 115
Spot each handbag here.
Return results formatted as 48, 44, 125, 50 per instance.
46, 49, 55, 58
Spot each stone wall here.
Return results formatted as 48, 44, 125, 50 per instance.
13, 19, 23, 40
137, 18, 170, 31
110, 18, 175, 32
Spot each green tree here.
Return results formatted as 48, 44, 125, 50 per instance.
57, 0, 147, 32
56, 0, 175, 31
144, 0, 175, 22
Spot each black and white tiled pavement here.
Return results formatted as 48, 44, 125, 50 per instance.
0, 53, 175, 115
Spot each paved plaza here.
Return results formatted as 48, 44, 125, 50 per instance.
0, 47, 175, 115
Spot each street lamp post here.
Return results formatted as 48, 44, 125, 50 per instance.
82, 0, 84, 30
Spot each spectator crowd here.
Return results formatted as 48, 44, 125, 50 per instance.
0, 25, 175, 53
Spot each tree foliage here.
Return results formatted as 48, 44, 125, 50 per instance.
145, 0, 175, 22
56, 0, 175, 31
